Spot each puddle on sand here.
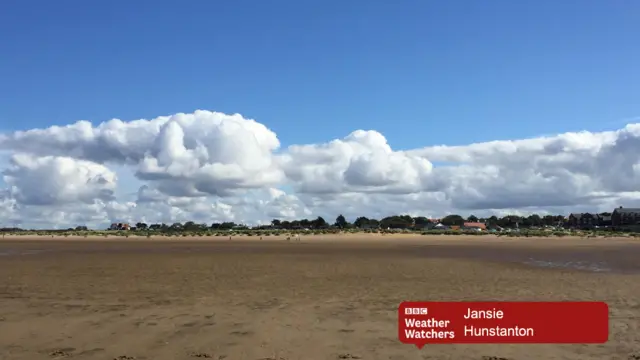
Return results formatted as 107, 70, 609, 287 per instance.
0, 249, 48, 257
523, 258, 612, 273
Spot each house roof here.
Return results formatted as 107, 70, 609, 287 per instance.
613, 207, 640, 214
463, 222, 487, 230
569, 213, 598, 218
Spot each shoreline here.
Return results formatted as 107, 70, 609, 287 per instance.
0, 234, 640, 360
1, 234, 639, 359
1, 232, 639, 245
2, 234, 640, 275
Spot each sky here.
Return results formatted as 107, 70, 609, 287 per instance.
0, 0, 639, 229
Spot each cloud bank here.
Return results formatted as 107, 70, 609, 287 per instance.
1, 110, 639, 229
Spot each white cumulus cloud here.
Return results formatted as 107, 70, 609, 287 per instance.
1, 110, 640, 229
2, 154, 116, 206
0, 110, 283, 198
280, 130, 436, 194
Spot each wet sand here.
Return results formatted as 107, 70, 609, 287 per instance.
1, 235, 639, 360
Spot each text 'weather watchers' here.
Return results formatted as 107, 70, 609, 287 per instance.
398, 301, 608, 348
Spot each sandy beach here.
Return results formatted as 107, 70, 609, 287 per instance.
1, 234, 639, 360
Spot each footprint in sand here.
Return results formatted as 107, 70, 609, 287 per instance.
48, 347, 75, 358
188, 352, 213, 358
337, 354, 361, 359
229, 330, 253, 336
481, 356, 511, 360
628, 354, 640, 360
113, 356, 136, 360
338, 329, 355, 333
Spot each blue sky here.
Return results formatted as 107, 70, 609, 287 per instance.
1, 0, 639, 150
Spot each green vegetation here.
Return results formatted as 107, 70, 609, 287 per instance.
1, 213, 636, 238
1, 227, 638, 239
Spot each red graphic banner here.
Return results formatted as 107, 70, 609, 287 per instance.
398, 301, 608, 347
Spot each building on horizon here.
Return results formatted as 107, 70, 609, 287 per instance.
612, 207, 640, 231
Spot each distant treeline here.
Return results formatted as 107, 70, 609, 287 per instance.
0, 213, 597, 232
118, 213, 576, 231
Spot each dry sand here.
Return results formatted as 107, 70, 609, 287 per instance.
1, 234, 639, 360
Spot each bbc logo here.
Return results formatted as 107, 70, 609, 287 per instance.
405, 307, 428, 315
